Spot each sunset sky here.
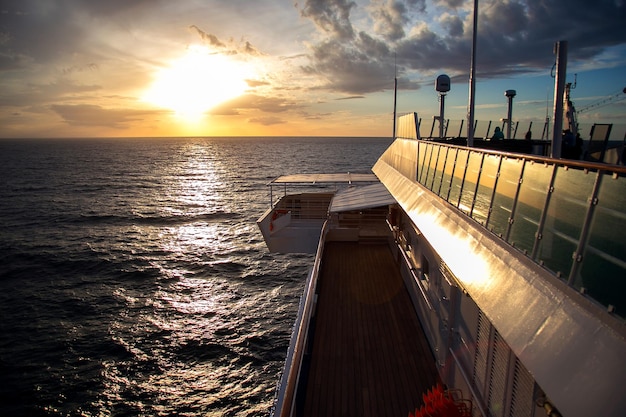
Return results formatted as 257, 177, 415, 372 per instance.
1, 0, 625, 138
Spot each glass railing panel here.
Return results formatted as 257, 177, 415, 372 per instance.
472, 153, 500, 226
508, 161, 553, 254
488, 158, 523, 237
440, 147, 457, 201
423, 144, 439, 190
448, 149, 469, 209
473, 120, 490, 139
447, 120, 463, 138
385, 139, 626, 313
417, 141, 430, 182
406, 139, 420, 179
419, 118, 431, 139
458, 151, 482, 215
432, 145, 448, 196
534, 167, 595, 278
396, 113, 419, 140
383, 137, 418, 179
581, 173, 626, 316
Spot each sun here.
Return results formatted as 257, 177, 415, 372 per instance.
143, 46, 250, 120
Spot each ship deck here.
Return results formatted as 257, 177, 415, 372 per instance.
302, 241, 440, 417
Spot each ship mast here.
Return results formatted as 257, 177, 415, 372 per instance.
392, 56, 398, 139
393, 76, 398, 139
466, 0, 478, 147
551, 40, 568, 158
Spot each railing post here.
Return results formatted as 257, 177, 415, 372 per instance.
437, 146, 450, 197
505, 160, 527, 242
485, 156, 504, 229
445, 148, 459, 202
430, 145, 442, 190
456, 150, 472, 210
469, 153, 486, 218
567, 170, 603, 285
414, 112, 421, 140
422, 145, 435, 189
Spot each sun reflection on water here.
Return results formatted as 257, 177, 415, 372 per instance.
103, 142, 283, 414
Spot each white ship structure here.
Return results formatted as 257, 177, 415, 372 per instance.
257, 40, 626, 417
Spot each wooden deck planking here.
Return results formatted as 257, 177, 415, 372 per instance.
302, 242, 440, 417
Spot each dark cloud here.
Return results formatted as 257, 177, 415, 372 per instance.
335, 95, 365, 100
70, 0, 155, 16
369, 0, 426, 41
0, 1, 83, 69
0, 78, 101, 107
246, 79, 270, 87
189, 25, 226, 48
302, 32, 405, 94
189, 25, 263, 56
433, 0, 465, 8
299, 0, 357, 40
299, 0, 626, 95
0, 0, 160, 70
248, 116, 285, 125
210, 94, 298, 115
50, 104, 153, 128
440, 14, 463, 38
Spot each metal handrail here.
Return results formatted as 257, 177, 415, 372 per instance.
382, 134, 626, 316
272, 220, 329, 417
395, 113, 626, 143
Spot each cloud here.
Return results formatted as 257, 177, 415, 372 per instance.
210, 94, 298, 115
439, 13, 463, 38
299, 0, 357, 40
335, 95, 365, 100
301, 32, 402, 94
248, 116, 285, 126
433, 0, 465, 8
189, 25, 226, 48
189, 24, 263, 56
246, 79, 270, 87
0, 0, 159, 70
298, 0, 626, 95
50, 104, 154, 128
0, 78, 101, 108
368, 0, 426, 41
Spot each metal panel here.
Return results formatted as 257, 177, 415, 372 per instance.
271, 173, 378, 184
329, 182, 395, 213
473, 310, 490, 396
508, 359, 535, 417
488, 331, 510, 417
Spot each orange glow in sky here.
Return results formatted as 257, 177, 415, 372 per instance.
143, 46, 252, 122
0, 1, 624, 138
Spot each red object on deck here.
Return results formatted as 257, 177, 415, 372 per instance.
409, 384, 472, 417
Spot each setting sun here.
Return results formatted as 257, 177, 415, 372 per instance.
143, 46, 251, 120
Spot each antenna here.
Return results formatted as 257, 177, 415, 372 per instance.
578, 87, 626, 113
392, 53, 398, 139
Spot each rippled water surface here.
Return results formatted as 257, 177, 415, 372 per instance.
0, 136, 391, 416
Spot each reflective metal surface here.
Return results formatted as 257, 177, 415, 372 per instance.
373, 138, 626, 417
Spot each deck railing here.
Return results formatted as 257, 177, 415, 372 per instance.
398, 112, 626, 143
272, 220, 329, 417
383, 116, 626, 316
273, 193, 334, 220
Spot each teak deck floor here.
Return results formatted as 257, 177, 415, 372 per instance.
302, 242, 440, 417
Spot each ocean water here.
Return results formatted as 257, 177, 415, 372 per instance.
0, 136, 392, 417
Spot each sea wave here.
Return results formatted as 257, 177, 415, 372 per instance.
0, 136, 390, 416
77, 210, 239, 226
